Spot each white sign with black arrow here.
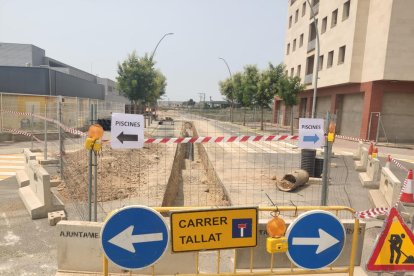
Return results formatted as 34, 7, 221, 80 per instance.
111, 113, 144, 149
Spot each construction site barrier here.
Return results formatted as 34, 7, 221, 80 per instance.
359, 156, 381, 188
86, 206, 363, 276
354, 148, 368, 172
353, 141, 364, 161
18, 148, 64, 219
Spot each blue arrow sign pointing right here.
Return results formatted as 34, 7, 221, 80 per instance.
303, 134, 320, 143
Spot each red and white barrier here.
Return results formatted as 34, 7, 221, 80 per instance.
2, 128, 42, 142
354, 207, 390, 219
144, 135, 298, 144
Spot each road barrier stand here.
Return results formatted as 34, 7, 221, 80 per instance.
97, 206, 361, 276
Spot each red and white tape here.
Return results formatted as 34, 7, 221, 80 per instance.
2, 128, 42, 142
335, 135, 370, 143
144, 135, 298, 144
390, 157, 409, 172
354, 207, 390, 219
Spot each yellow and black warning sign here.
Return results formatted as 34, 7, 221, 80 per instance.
367, 207, 414, 272
170, 207, 257, 252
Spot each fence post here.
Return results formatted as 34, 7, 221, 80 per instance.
93, 104, 98, 222
44, 102, 48, 161
321, 111, 331, 206
58, 96, 63, 179
88, 104, 94, 222
30, 104, 35, 151
375, 112, 381, 144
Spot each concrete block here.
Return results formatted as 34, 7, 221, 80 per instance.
39, 158, 59, 165
50, 179, 61, 188
19, 148, 65, 219
358, 156, 381, 188
354, 148, 368, 172
48, 210, 67, 226
380, 167, 402, 207
236, 219, 365, 269
369, 189, 389, 208
16, 170, 30, 187
353, 141, 364, 160
57, 220, 197, 274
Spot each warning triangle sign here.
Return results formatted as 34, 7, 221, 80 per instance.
367, 207, 414, 272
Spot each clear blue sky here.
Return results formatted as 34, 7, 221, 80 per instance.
0, 0, 287, 101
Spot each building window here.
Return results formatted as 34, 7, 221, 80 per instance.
306, 55, 315, 75
338, 45, 346, 64
302, 2, 306, 17
295, 9, 299, 23
297, 65, 302, 77
327, 51, 334, 68
291, 68, 294, 77
343, 0, 350, 21
293, 39, 297, 51
309, 22, 317, 42
318, 55, 324, 71
321, 17, 327, 34
331, 9, 338, 28
289, 16, 293, 28
287, 43, 290, 55
299, 34, 304, 47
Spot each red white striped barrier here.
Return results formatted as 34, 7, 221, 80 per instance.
390, 157, 409, 172
2, 128, 42, 142
354, 207, 390, 219
144, 135, 299, 144
335, 135, 370, 143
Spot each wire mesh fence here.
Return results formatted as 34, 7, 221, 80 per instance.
0, 96, 362, 221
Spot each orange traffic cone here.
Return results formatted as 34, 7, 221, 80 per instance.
400, 170, 414, 204
368, 143, 374, 156
372, 147, 378, 159
385, 155, 391, 168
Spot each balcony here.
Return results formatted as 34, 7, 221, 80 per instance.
305, 74, 313, 85
307, 39, 316, 52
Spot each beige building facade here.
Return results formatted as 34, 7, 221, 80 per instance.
274, 0, 414, 142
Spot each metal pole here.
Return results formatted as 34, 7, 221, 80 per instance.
44, 102, 48, 161
306, 0, 320, 119
31, 105, 34, 150
93, 104, 98, 222
367, 112, 373, 141
219, 57, 234, 122
88, 104, 93, 222
58, 97, 63, 178
375, 113, 381, 144
321, 112, 330, 206
150, 32, 174, 61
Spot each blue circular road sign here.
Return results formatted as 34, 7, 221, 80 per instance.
286, 210, 345, 270
101, 206, 169, 270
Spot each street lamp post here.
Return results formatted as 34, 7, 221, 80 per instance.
306, 0, 320, 119
150, 33, 174, 61
219, 57, 234, 122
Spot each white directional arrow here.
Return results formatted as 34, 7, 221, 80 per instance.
292, 228, 339, 254
108, 225, 163, 253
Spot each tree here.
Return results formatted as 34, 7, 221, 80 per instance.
277, 75, 305, 135
186, 98, 196, 107
256, 63, 286, 130
239, 65, 260, 126
116, 51, 166, 113
219, 77, 234, 120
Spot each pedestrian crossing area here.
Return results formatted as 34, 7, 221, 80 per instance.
0, 152, 44, 181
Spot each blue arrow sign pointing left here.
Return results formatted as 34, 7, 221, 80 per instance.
101, 206, 169, 270
303, 134, 320, 143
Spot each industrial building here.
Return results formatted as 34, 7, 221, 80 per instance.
0, 42, 127, 103
274, 0, 414, 142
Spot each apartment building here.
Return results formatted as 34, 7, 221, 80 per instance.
274, 0, 414, 142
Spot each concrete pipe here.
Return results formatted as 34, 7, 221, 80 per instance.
277, 169, 310, 192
